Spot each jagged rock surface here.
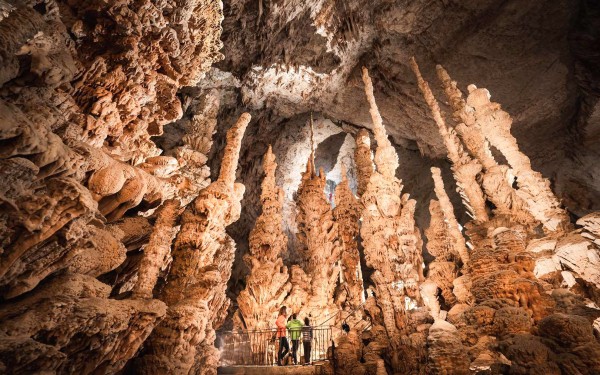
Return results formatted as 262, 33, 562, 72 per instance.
236, 146, 291, 330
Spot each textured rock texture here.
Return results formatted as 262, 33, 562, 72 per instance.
0, 0, 224, 373
236, 146, 290, 330
137, 113, 249, 375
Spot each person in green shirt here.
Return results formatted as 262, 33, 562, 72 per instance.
286, 313, 303, 365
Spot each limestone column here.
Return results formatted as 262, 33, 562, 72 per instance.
354, 128, 374, 197
294, 155, 341, 322
465, 84, 571, 232
132, 199, 181, 299
360, 67, 423, 350
137, 113, 250, 375
431, 167, 469, 267
410, 57, 488, 222
236, 146, 291, 330
333, 167, 364, 309
436, 65, 535, 225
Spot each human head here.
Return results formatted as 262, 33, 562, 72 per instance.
279, 306, 287, 316
292, 313, 297, 319
304, 317, 310, 325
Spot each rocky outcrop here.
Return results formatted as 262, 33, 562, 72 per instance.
137, 113, 249, 375
236, 146, 291, 330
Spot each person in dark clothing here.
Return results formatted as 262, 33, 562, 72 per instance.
301, 317, 313, 365
275, 306, 289, 365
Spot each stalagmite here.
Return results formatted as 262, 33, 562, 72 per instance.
132, 199, 181, 299
465, 84, 571, 232
436, 65, 536, 227
411, 58, 488, 222
424, 199, 458, 310
354, 129, 374, 197
137, 113, 250, 375
334, 167, 364, 309
360, 67, 427, 372
293, 155, 341, 322
236, 146, 291, 330
431, 167, 469, 266
426, 68, 600, 374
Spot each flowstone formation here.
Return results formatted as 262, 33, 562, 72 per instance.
414, 62, 600, 374
137, 113, 250, 375
0, 1, 224, 373
236, 146, 291, 330
359, 67, 428, 373
291, 154, 341, 323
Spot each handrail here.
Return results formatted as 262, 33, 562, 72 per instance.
217, 326, 332, 366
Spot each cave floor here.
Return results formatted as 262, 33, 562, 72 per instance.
217, 364, 327, 374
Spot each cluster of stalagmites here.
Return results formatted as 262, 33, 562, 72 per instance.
329, 62, 600, 375
406, 59, 600, 375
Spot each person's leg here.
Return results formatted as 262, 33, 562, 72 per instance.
292, 340, 298, 364
302, 341, 309, 364
282, 337, 290, 362
278, 337, 284, 364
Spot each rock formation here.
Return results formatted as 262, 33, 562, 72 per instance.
464, 84, 571, 233
293, 154, 341, 322
436, 65, 538, 229
1, 1, 600, 373
132, 199, 181, 299
413, 64, 600, 374
0, 1, 225, 372
354, 129, 374, 197
333, 167, 364, 309
411, 58, 488, 223
360, 66, 427, 372
137, 113, 250, 375
236, 146, 291, 330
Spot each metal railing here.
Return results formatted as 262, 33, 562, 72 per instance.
217, 326, 332, 366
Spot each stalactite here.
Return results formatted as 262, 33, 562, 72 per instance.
410, 57, 488, 222
132, 199, 181, 299
236, 146, 291, 330
354, 128, 374, 197
293, 155, 341, 322
137, 113, 250, 375
333, 167, 364, 309
464, 84, 571, 233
